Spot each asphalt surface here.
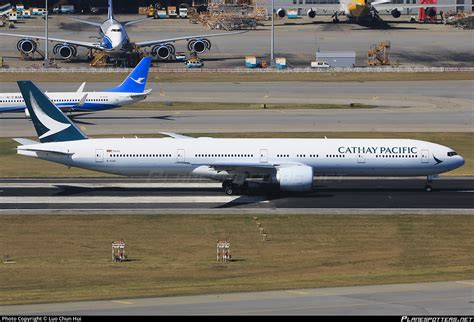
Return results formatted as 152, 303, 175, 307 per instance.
1, 15, 473, 68
1, 80, 473, 107
1, 280, 473, 315
1, 177, 472, 213
2, 106, 473, 137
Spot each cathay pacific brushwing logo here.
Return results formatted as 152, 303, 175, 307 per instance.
30, 91, 71, 139
130, 77, 145, 85
433, 155, 443, 165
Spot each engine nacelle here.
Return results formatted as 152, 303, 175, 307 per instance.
391, 9, 401, 18
275, 165, 313, 192
152, 44, 175, 59
425, 7, 436, 17
307, 9, 316, 19
25, 108, 31, 119
276, 8, 286, 18
187, 39, 211, 54
56, 45, 77, 60
17, 39, 37, 54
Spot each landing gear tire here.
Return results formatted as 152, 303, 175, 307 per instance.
224, 185, 234, 195
425, 185, 432, 192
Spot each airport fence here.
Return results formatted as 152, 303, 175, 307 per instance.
0, 66, 473, 73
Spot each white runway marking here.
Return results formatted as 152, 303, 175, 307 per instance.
0, 196, 269, 204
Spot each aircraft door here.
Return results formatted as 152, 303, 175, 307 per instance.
421, 149, 429, 163
357, 154, 366, 163
260, 149, 268, 163
177, 149, 185, 163
95, 149, 104, 163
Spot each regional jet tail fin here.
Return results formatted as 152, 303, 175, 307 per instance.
17, 81, 88, 143
104, 56, 152, 93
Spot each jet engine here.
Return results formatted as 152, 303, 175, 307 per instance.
391, 9, 401, 18
187, 38, 211, 54
17, 39, 37, 55
275, 165, 313, 192
53, 44, 77, 59
307, 9, 316, 19
151, 44, 175, 59
276, 8, 286, 18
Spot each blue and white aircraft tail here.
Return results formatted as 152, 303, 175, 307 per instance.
0, 56, 152, 115
105, 56, 151, 93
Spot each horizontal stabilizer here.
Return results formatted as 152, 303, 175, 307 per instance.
13, 138, 39, 145
159, 132, 195, 139
17, 145, 74, 155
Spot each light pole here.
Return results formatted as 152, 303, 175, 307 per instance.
44, 0, 49, 67
270, 0, 274, 67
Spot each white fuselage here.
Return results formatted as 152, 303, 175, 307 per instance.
0, 91, 146, 113
18, 138, 464, 179
99, 19, 130, 55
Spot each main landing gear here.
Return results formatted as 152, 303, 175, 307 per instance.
222, 180, 247, 195
425, 175, 437, 192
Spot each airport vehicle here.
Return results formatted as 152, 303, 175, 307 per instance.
276, 0, 455, 26
311, 61, 330, 68
0, 57, 152, 115
0, 0, 244, 62
31, 8, 46, 16
175, 52, 187, 61
15, 80, 464, 195
179, 7, 188, 19
53, 5, 75, 14
185, 57, 203, 68
168, 6, 178, 18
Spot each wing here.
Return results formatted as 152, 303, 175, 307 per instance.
202, 161, 303, 176
67, 17, 102, 27
135, 30, 248, 48
0, 32, 103, 50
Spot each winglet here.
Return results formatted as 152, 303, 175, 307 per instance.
77, 82, 86, 92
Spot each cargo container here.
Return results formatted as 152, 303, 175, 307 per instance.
32, 8, 46, 16
245, 56, 258, 68
275, 57, 287, 69
167, 6, 177, 18
287, 8, 298, 19
157, 9, 168, 18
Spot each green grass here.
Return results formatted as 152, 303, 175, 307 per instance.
1, 132, 472, 177
0, 214, 472, 305
1, 71, 473, 83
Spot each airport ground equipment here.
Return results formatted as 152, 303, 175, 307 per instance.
112, 240, 127, 262
185, 56, 203, 68
275, 57, 287, 69
217, 239, 231, 262
245, 56, 267, 68
367, 41, 391, 66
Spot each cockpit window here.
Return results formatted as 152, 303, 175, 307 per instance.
447, 151, 458, 157
112, 28, 121, 32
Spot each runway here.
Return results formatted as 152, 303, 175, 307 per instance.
1, 106, 473, 137
1, 177, 473, 214
1, 80, 473, 108
1, 280, 473, 315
